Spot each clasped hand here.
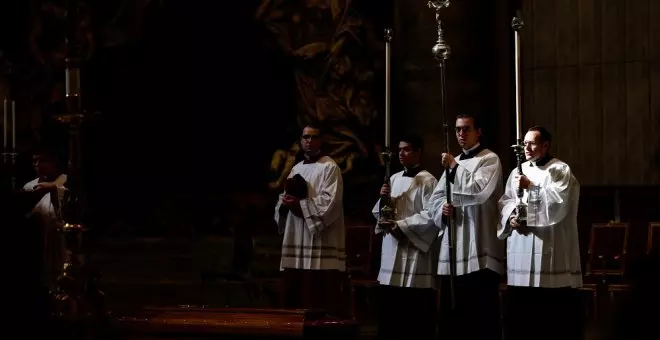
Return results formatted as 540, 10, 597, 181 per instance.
513, 174, 532, 190
441, 203, 454, 217
378, 220, 405, 241
282, 194, 303, 217
33, 182, 57, 192
508, 212, 530, 235
441, 153, 457, 169
509, 215, 521, 229
380, 183, 390, 196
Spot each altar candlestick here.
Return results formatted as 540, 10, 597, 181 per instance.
3, 98, 6, 149
385, 31, 391, 147
11, 100, 15, 150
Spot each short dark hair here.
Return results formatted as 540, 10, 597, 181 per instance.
456, 113, 482, 129
527, 125, 552, 144
399, 132, 425, 151
33, 146, 63, 162
33, 146, 67, 172
302, 123, 323, 135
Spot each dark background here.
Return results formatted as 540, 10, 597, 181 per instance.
0, 0, 393, 234
0, 2, 658, 334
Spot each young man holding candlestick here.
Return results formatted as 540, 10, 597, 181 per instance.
273, 123, 347, 316
387, 114, 506, 339
373, 133, 438, 340
498, 126, 583, 340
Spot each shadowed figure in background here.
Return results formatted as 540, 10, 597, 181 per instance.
273, 123, 347, 316
0, 148, 67, 332
22, 147, 68, 290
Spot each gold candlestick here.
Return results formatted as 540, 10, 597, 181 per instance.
49, 0, 105, 322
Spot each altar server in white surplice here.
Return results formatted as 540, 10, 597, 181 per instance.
498, 126, 583, 340
434, 114, 505, 340
273, 124, 346, 317
372, 133, 438, 340
23, 148, 68, 289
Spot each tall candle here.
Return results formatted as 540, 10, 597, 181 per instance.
384, 29, 392, 148
11, 100, 15, 150
385, 42, 390, 147
514, 29, 522, 142
3, 98, 6, 149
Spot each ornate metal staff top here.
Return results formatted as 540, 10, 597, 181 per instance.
428, 0, 456, 311
429, 0, 451, 63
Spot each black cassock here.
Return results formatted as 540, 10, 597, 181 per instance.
0, 190, 54, 330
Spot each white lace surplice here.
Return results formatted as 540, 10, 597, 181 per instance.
274, 156, 346, 271
498, 158, 582, 288
372, 170, 438, 288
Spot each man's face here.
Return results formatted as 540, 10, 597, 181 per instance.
455, 117, 481, 150
523, 130, 549, 161
33, 155, 57, 177
398, 141, 420, 168
301, 126, 321, 155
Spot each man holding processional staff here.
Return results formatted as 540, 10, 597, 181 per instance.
375, 3, 506, 338
498, 11, 583, 340
432, 113, 505, 340
373, 28, 439, 340
425, 2, 506, 339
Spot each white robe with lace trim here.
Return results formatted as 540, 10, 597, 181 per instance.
432, 149, 506, 276
274, 156, 346, 271
498, 158, 582, 288
372, 169, 438, 288
23, 176, 68, 286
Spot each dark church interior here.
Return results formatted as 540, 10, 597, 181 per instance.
1, 0, 659, 339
